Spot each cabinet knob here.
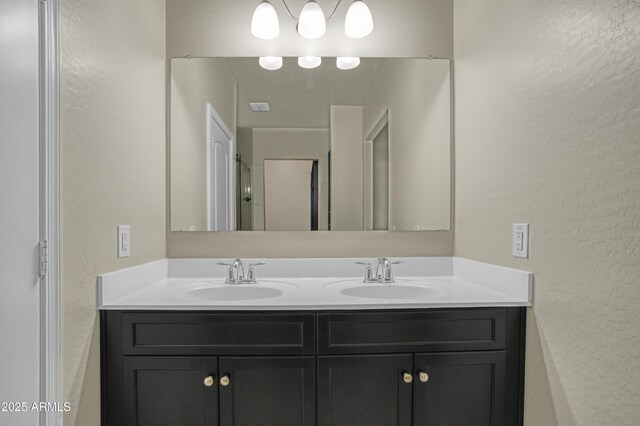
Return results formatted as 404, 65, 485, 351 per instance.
203, 375, 215, 387
403, 372, 413, 384
220, 375, 230, 387
418, 371, 429, 383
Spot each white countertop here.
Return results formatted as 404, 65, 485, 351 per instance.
97, 257, 533, 310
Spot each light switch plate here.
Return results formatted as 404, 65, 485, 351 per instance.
512, 223, 529, 258
118, 225, 130, 258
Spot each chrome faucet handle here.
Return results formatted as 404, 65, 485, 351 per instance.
245, 262, 266, 283
216, 261, 236, 283
355, 261, 375, 283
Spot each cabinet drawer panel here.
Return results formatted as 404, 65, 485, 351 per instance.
121, 313, 314, 355
318, 309, 505, 354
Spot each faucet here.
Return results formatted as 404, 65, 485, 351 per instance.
355, 258, 403, 283
217, 259, 266, 284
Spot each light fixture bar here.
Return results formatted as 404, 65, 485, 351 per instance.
280, 0, 344, 21
251, 0, 372, 40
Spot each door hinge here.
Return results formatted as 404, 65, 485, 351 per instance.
39, 240, 49, 278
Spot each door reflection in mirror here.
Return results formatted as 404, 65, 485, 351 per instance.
264, 159, 319, 231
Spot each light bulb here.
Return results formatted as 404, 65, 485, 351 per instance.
298, 56, 322, 69
251, 1, 279, 40
344, 0, 373, 39
336, 56, 361, 70
297, 1, 326, 39
259, 56, 283, 70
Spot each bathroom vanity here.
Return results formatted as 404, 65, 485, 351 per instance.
99, 258, 531, 426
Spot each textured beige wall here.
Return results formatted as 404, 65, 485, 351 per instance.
61, 0, 167, 424
170, 58, 237, 231
454, 0, 640, 424
364, 59, 451, 231
166, 0, 453, 59
251, 128, 330, 231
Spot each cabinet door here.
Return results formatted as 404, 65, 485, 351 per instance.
218, 356, 315, 426
122, 357, 218, 426
318, 354, 413, 426
413, 352, 506, 426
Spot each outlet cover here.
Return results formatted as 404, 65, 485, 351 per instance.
118, 225, 131, 258
512, 223, 529, 258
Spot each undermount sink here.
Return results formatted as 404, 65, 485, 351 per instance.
185, 286, 283, 301
177, 280, 295, 301
340, 284, 438, 300
324, 278, 444, 300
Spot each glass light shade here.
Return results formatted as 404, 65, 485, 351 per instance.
336, 56, 361, 70
251, 1, 280, 40
298, 56, 322, 69
344, 0, 373, 39
259, 56, 283, 70
297, 1, 326, 39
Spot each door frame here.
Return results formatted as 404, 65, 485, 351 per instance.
205, 103, 235, 231
39, 0, 61, 424
363, 111, 389, 230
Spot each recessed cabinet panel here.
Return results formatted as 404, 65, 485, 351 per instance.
122, 357, 218, 426
317, 354, 413, 426
218, 357, 315, 426
413, 352, 506, 426
121, 313, 315, 355
318, 309, 506, 354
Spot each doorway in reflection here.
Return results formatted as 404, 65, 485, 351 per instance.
263, 159, 319, 231
235, 154, 253, 231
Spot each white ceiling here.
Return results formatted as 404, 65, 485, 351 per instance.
227, 57, 385, 128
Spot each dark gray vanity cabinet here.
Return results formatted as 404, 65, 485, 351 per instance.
102, 308, 525, 426
317, 354, 414, 426
218, 356, 316, 426
412, 352, 506, 426
122, 357, 219, 426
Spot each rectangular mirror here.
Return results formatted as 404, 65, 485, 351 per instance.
170, 57, 451, 231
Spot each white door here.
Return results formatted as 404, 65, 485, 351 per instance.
0, 0, 42, 424
206, 104, 235, 231
264, 160, 314, 231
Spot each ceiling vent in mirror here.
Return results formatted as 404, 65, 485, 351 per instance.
249, 102, 271, 112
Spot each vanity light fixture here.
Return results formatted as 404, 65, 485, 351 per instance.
298, 56, 322, 69
251, 0, 280, 40
250, 0, 373, 40
336, 56, 360, 70
259, 56, 283, 70
344, 0, 374, 38
297, 0, 326, 39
